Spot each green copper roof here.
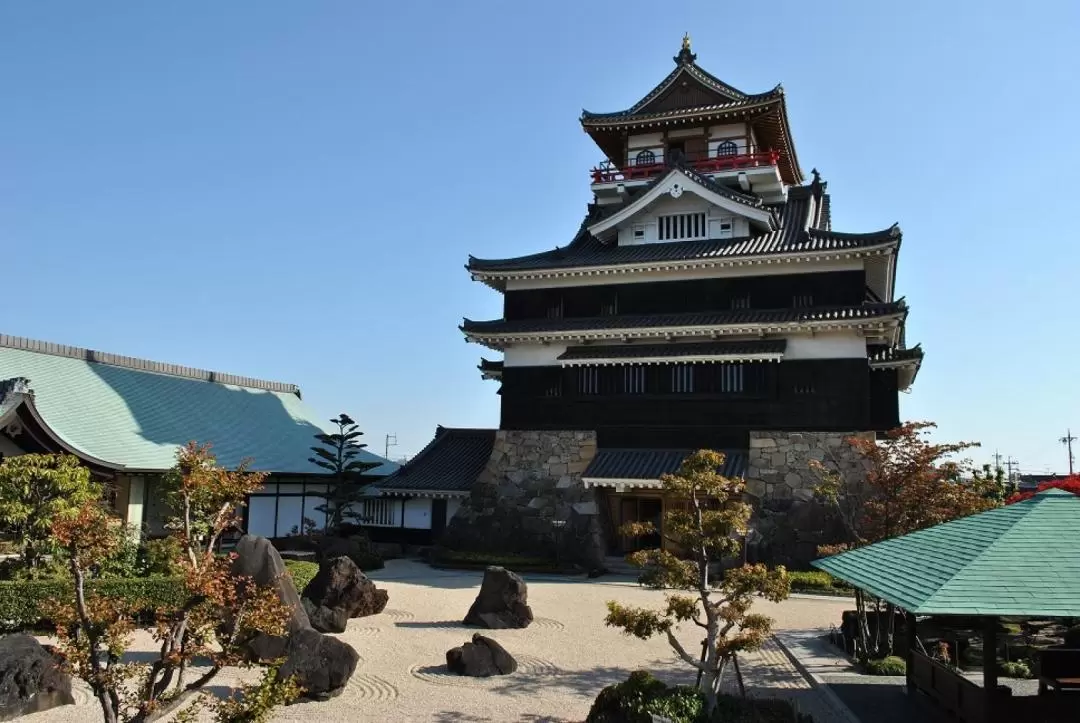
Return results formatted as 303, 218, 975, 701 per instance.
812, 489, 1080, 617
0, 340, 397, 476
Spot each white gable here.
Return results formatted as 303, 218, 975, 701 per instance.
587, 169, 773, 246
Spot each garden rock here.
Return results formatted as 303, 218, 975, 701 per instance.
445, 634, 517, 676
278, 628, 359, 700
0, 633, 75, 721
301, 556, 389, 632
464, 566, 533, 629
232, 534, 310, 661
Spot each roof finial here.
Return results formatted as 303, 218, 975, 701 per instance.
674, 32, 697, 65
811, 168, 821, 183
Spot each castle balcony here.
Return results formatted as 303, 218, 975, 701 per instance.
590, 150, 785, 203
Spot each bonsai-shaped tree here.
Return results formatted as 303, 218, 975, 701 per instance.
0, 453, 101, 573
811, 421, 996, 662
604, 450, 790, 713
309, 413, 379, 532
48, 443, 298, 723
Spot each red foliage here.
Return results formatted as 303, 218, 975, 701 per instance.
1006, 474, 1080, 504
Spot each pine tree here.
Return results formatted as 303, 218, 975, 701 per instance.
309, 413, 379, 532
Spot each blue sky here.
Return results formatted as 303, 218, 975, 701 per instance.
2, 2, 1077, 472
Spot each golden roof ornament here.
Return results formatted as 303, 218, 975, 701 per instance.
674, 32, 697, 65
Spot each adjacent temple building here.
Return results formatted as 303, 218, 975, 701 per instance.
381, 37, 922, 563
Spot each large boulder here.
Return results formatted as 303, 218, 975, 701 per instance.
232, 534, 310, 661
445, 634, 517, 677
0, 634, 75, 721
301, 557, 389, 633
464, 566, 533, 629
278, 628, 359, 700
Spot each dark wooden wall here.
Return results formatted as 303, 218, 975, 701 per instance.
503, 271, 866, 321
499, 359, 900, 440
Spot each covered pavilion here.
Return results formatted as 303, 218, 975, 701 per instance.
813, 488, 1080, 723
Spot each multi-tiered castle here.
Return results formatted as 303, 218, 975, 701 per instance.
383, 37, 921, 564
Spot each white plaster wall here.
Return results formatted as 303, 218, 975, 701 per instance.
616, 195, 749, 246
446, 498, 462, 524
504, 343, 569, 367
668, 127, 706, 140
784, 333, 867, 359
126, 476, 145, 538
628, 132, 663, 149
403, 498, 432, 529
501, 334, 866, 367
0, 436, 25, 457
503, 259, 864, 291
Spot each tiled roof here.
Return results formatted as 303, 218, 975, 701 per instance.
467, 181, 899, 275
557, 340, 786, 363
0, 335, 398, 475
869, 344, 924, 365
580, 88, 782, 124
478, 358, 504, 372
377, 427, 495, 494
813, 489, 1080, 617
462, 302, 906, 337
583, 448, 747, 481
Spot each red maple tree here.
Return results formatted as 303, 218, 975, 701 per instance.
1006, 474, 1080, 504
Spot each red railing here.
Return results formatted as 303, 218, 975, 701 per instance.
590, 150, 780, 184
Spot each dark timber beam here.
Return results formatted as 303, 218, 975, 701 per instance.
982, 616, 998, 723
905, 610, 917, 696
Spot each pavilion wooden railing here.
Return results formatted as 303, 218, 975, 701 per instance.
911, 650, 987, 722
590, 150, 781, 183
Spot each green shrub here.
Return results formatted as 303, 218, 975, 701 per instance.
586, 670, 704, 723
283, 560, 319, 592
788, 570, 852, 595
141, 537, 183, 576
709, 695, 813, 722
434, 549, 557, 570
865, 656, 907, 676
0, 558, 323, 631
998, 660, 1032, 679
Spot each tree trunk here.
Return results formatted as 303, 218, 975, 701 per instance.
854, 588, 872, 664
872, 597, 883, 658
732, 654, 746, 697
885, 603, 897, 656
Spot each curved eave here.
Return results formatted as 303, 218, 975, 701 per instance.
467, 239, 900, 287
477, 358, 503, 381
870, 345, 924, 391
0, 396, 126, 473
580, 87, 783, 125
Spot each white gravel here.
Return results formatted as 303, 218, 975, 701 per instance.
28, 560, 850, 723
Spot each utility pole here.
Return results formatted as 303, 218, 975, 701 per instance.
1061, 429, 1076, 476
1005, 457, 1019, 487
384, 433, 398, 460
992, 450, 1003, 473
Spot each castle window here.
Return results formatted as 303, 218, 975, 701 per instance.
578, 367, 600, 395
716, 364, 745, 393
632, 225, 645, 241
717, 217, 734, 239
792, 294, 814, 308
634, 149, 656, 166
623, 365, 646, 394
546, 297, 564, 319
671, 364, 694, 393
658, 212, 707, 241
716, 140, 738, 157
731, 294, 751, 309
544, 374, 563, 398
600, 293, 618, 316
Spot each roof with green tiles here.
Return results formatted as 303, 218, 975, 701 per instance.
0, 335, 398, 476
812, 489, 1080, 617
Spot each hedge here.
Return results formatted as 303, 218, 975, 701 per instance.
431, 549, 565, 573
1, 562, 319, 632
788, 570, 853, 596
865, 656, 906, 676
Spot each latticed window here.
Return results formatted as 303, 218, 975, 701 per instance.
716, 140, 738, 157
623, 365, 646, 394
600, 293, 618, 316
658, 212, 707, 241
634, 149, 656, 166
544, 372, 562, 398
671, 364, 694, 393
731, 294, 751, 309
546, 297, 564, 319
716, 364, 745, 393
578, 367, 600, 395
793, 294, 814, 308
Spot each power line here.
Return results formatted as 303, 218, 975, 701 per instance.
1060, 429, 1076, 476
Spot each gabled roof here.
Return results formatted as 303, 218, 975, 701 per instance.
0, 335, 398, 475
587, 166, 777, 238
556, 340, 786, 365
376, 426, 495, 496
466, 178, 900, 290
813, 489, 1080, 617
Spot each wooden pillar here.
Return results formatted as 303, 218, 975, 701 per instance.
905, 610, 917, 695
982, 617, 998, 723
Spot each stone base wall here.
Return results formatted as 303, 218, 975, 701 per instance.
442, 431, 604, 566
745, 430, 873, 566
